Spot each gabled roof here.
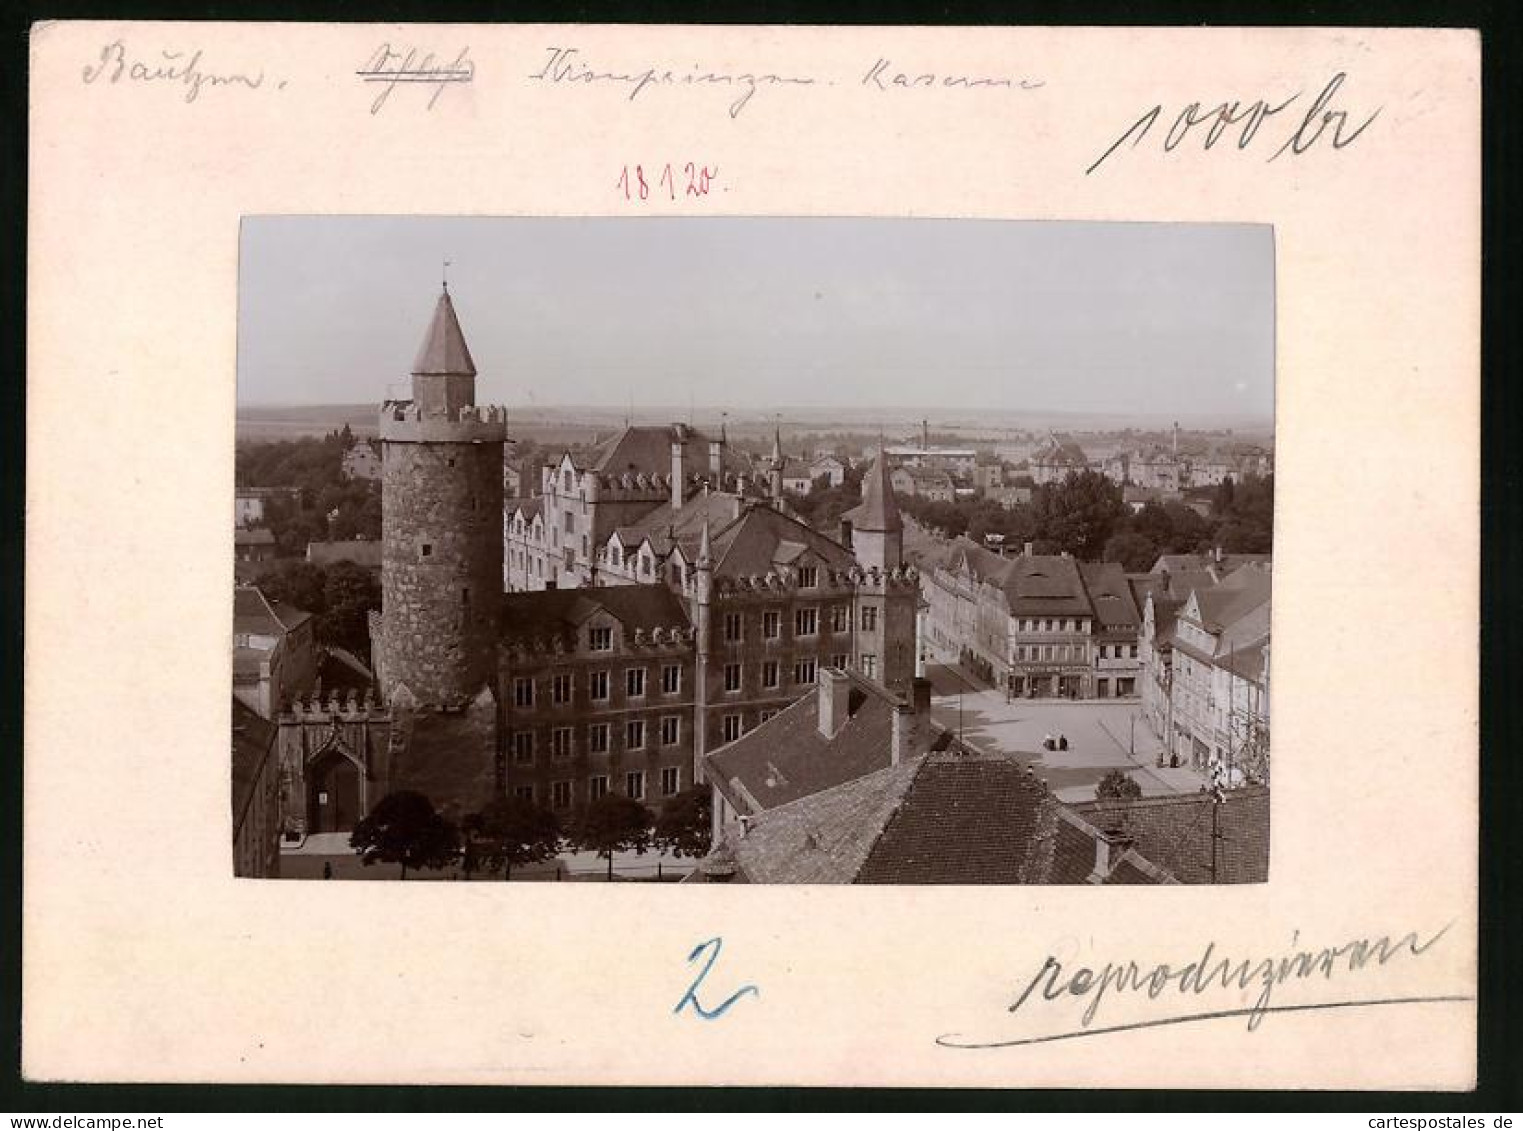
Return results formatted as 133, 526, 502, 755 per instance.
1080, 561, 1141, 631
1152, 552, 1271, 575
412, 288, 477, 376
707, 671, 896, 814
507, 497, 544, 523
499, 584, 691, 642
1033, 433, 1088, 466
613, 489, 745, 560
1002, 554, 1092, 617
855, 752, 1062, 884
1069, 787, 1270, 885
707, 504, 857, 579
231, 696, 277, 824
233, 585, 311, 636
588, 424, 724, 476
842, 450, 902, 533
306, 539, 383, 569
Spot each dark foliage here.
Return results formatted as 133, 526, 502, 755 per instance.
653, 786, 712, 859
349, 790, 460, 879
465, 796, 562, 880
571, 793, 655, 880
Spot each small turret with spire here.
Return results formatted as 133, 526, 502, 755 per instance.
768, 423, 786, 505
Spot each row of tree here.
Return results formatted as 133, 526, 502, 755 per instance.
897, 470, 1274, 570
349, 786, 713, 881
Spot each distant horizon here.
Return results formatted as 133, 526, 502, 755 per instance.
238, 218, 1275, 420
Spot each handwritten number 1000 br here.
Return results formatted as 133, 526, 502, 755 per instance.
617, 163, 719, 202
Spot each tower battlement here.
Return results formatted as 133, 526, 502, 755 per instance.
379, 402, 508, 443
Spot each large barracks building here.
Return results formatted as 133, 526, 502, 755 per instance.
273, 285, 920, 835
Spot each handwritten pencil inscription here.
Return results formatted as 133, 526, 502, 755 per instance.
936, 923, 1468, 1049
1087, 72, 1381, 174
356, 45, 474, 114
81, 40, 282, 102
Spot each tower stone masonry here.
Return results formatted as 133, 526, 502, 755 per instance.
377, 287, 506, 707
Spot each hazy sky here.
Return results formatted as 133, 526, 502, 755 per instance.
238, 217, 1274, 419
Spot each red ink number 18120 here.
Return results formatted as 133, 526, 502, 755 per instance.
617, 163, 720, 202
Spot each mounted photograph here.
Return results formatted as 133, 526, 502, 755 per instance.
232, 217, 1274, 885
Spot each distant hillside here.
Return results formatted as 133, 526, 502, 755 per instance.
237, 404, 381, 441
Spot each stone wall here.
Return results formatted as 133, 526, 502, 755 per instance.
380, 438, 504, 705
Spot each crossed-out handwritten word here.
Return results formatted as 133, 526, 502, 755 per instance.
674, 937, 759, 1021
617, 163, 721, 203
356, 45, 474, 114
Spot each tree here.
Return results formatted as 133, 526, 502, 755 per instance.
254, 559, 325, 616
1102, 531, 1160, 574
465, 796, 562, 880
1031, 471, 1124, 560
349, 790, 460, 879
572, 794, 654, 881
320, 559, 382, 660
653, 786, 712, 859
1095, 769, 1143, 803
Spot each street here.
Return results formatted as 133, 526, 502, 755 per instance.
923, 662, 1205, 802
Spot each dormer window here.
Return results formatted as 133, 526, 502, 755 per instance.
798, 566, 818, 588
589, 627, 612, 652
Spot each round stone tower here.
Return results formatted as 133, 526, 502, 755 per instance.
376, 285, 506, 707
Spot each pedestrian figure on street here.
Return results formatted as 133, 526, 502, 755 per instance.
1058, 734, 1068, 751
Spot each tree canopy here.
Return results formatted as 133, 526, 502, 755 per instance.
254, 559, 382, 662
571, 794, 654, 881
465, 796, 562, 880
349, 790, 460, 879
1095, 769, 1144, 802
653, 786, 712, 859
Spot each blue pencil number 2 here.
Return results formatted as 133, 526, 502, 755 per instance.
674, 937, 760, 1020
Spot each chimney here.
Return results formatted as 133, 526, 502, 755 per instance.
1213, 545, 1223, 564
1091, 827, 1133, 882
709, 437, 725, 485
912, 676, 932, 718
891, 703, 912, 766
817, 667, 851, 739
670, 440, 685, 510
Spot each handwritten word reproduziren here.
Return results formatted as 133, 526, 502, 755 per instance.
81, 40, 279, 103
936, 923, 1464, 1049
357, 45, 474, 114
1087, 72, 1381, 174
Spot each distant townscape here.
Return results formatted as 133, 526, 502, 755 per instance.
233, 285, 1272, 884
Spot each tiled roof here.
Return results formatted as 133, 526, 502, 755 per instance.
723, 756, 925, 884
707, 504, 857, 579
614, 489, 745, 558
1069, 787, 1270, 884
508, 497, 544, 522
306, 539, 383, 568
1192, 572, 1271, 633
231, 696, 277, 824
707, 671, 895, 814
588, 424, 723, 476
234, 527, 276, 546
1081, 561, 1141, 631
842, 450, 902, 533
1033, 433, 1088, 466
233, 585, 311, 635
1152, 553, 1271, 576
1001, 554, 1092, 616
855, 752, 1060, 884
412, 289, 477, 376
499, 584, 691, 642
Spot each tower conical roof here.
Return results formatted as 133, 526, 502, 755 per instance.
854, 448, 902, 533
412, 289, 477, 377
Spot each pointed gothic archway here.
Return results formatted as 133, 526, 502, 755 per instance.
306, 735, 366, 834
